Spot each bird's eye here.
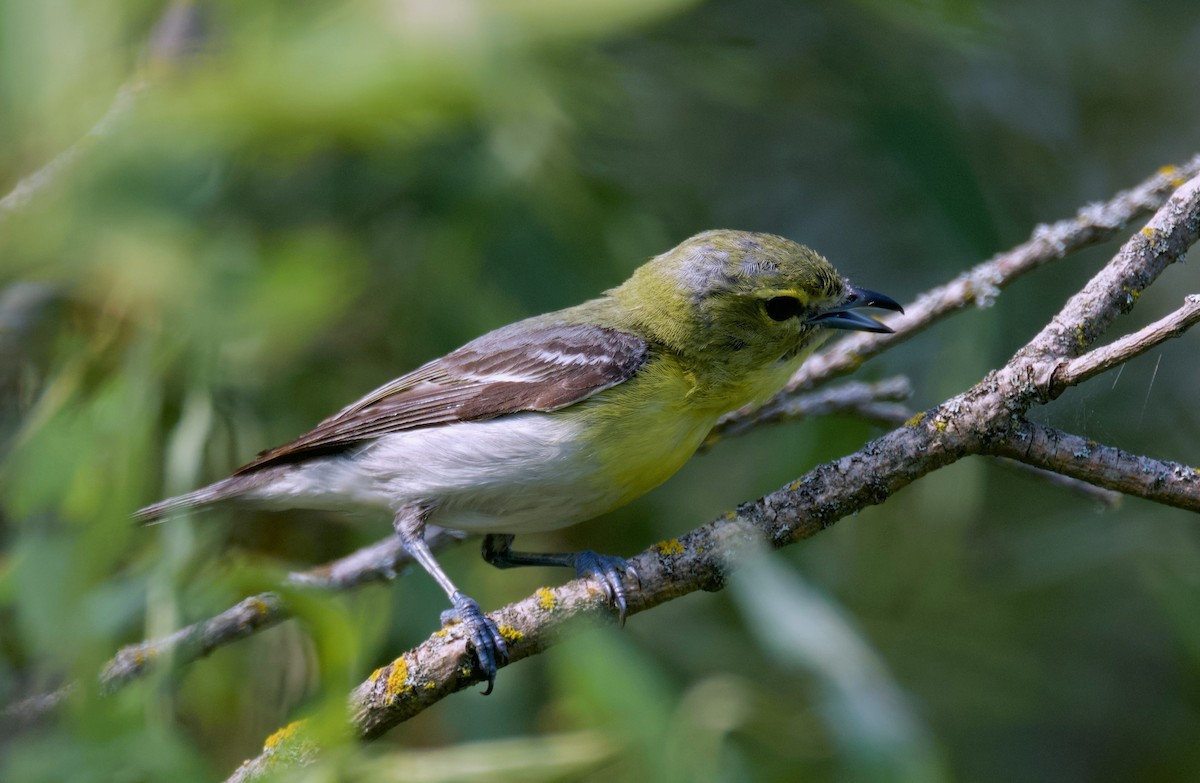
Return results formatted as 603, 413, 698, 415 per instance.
763, 296, 802, 321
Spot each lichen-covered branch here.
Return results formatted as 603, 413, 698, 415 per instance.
102, 593, 287, 691
705, 376, 1118, 505
53, 162, 1197, 735
1046, 294, 1200, 396
6, 152, 1191, 771
986, 421, 1200, 511
1019, 183, 1200, 366
101, 529, 463, 688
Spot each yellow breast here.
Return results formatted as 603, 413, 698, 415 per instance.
565, 340, 821, 514
567, 353, 737, 510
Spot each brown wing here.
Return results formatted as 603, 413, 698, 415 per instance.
233, 320, 649, 474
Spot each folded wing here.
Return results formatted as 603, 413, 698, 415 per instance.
233, 321, 650, 474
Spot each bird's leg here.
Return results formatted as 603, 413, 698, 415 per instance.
481, 533, 639, 625
393, 507, 508, 694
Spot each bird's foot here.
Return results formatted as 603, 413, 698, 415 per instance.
445, 592, 509, 694
572, 551, 640, 625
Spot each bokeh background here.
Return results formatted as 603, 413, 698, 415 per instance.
2, 0, 1199, 780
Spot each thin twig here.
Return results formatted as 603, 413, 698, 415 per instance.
0, 1, 206, 225
0, 684, 76, 733
286, 527, 466, 589
0, 81, 146, 224
703, 377, 913, 447
990, 457, 1123, 507
1047, 294, 1200, 396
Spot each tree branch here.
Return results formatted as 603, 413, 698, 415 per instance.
285, 527, 466, 590
0, 1, 206, 225
706, 377, 1121, 506
1047, 294, 1200, 396
0, 82, 146, 225
101, 529, 463, 687
986, 421, 1200, 512
703, 376, 913, 446
1021, 186, 1200, 366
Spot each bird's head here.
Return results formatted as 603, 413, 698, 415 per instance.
610, 230, 902, 404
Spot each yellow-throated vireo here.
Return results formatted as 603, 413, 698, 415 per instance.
137, 229, 902, 691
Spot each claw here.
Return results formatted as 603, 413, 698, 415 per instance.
573, 551, 639, 625
449, 592, 508, 694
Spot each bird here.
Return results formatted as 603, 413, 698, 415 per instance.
136, 229, 902, 692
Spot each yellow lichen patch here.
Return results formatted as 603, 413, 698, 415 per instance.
247, 597, 270, 615
434, 628, 450, 638
1158, 164, 1185, 186
368, 667, 384, 684
655, 538, 684, 557
1141, 226, 1156, 238
498, 624, 525, 644
263, 720, 305, 751
1075, 324, 1087, 348
384, 657, 412, 699
935, 420, 947, 432
424, 682, 437, 690
905, 411, 926, 428
537, 587, 557, 611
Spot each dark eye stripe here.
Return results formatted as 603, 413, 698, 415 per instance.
764, 296, 802, 321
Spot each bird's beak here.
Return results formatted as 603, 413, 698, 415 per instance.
805, 286, 904, 334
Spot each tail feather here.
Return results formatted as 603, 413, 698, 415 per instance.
134, 473, 272, 524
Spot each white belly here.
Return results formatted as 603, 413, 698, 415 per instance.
246, 412, 617, 534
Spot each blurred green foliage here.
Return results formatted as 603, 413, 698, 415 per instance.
2, 0, 1199, 781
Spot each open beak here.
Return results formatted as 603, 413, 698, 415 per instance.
805, 286, 904, 334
